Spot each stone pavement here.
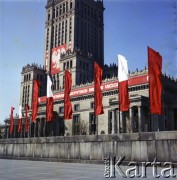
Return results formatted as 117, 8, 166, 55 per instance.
0, 159, 176, 179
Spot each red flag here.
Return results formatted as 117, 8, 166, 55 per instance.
25, 104, 29, 133
148, 47, 163, 114
32, 80, 40, 122
94, 61, 104, 115
64, 70, 72, 119
118, 54, 130, 111
18, 119, 22, 133
46, 75, 54, 121
10, 107, 15, 136
18, 105, 22, 133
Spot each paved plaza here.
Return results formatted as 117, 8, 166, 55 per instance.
0, 159, 176, 179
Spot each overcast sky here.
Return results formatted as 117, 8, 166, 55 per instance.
0, 0, 176, 123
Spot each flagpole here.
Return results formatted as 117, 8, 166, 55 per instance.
118, 102, 121, 133
147, 47, 151, 132
51, 120, 54, 137
148, 74, 153, 132
44, 119, 46, 137
96, 115, 98, 135
162, 76, 165, 130
118, 81, 121, 134
29, 117, 32, 138
23, 120, 25, 138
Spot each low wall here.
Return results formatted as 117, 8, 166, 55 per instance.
0, 131, 177, 163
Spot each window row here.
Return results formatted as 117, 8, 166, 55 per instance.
79, 60, 89, 70
79, 73, 90, 84
51, 18, 72, 48
36, 74, 43, 81
24, 74, 31, 82
22, 84, 31, 108
48, 1, 73, 20
59, 102, 94, 114
68, 113, 97, 135
129, 85, 148, 92
76, 2, 103, 22
63, 60, 73, 70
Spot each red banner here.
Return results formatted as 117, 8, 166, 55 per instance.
32, 80, 40, 122
94, 62, 104, 115
64, 70, 72, 120
148, 47, 163, 115
18, 118, 22, 133
51, 44, 66, 74
10, 107, 15, 136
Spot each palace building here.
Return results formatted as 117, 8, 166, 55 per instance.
1, 0, 177, 139
45, 0, 104, 88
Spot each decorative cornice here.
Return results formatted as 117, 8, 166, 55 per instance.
22, 63, 45, 74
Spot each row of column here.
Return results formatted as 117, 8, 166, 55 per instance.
111, 106, 145, 134
5, 118, 55, 139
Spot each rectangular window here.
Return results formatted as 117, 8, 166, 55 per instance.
66, 1, 68, 12
73, 115, 80, 135
90, 102, 94, 109
48, 12, 50, 21
86, 63, 89, 70
53, 8, 55, 18
63, 2, 65, 14
83, 75, 85, 83
63, 62, 66, 70
63, 75, 65, 89
59, 107, 64, 113
70, 0, 73, 9
70, 60, 72, 68
67, 61, 69, 69
40, 75, 43, 81
108, 111, 112, 134
89, 113, 96, 135
74, 104, 80, 111
60, 5, 62, 15
56, 7, 58, 17
80, 73, 82, 84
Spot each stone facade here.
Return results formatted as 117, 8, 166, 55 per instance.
1, 68, 177, 139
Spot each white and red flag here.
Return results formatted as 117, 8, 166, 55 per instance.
10, 107, 15, 136
118, 54, 130, 111
148, 47, 163, 115
46, 75, 54, 121
18, 105, 22, 133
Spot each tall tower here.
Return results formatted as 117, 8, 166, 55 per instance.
20, 64, 46, 110
44, 0, 104, 89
